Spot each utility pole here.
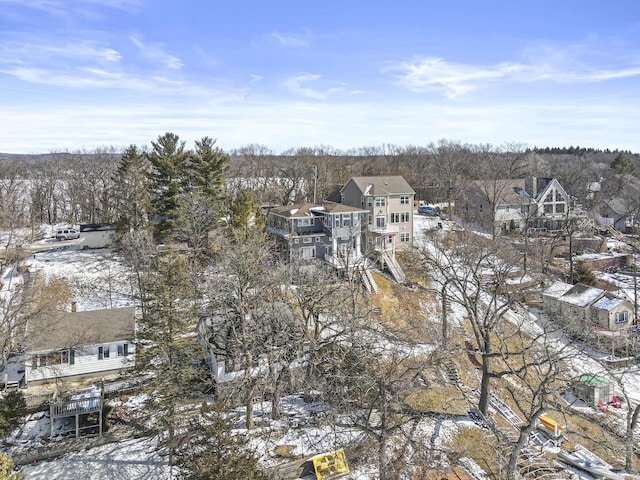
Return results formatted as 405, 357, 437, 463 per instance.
313, 165, 318, 204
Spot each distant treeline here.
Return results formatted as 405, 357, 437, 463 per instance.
0, 140, 637, 232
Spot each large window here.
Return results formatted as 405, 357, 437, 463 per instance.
117, 344, 129, 357
375, 197, 386, 207
392, 212, 410, 223
615, 311, 629, 324
376, 216, 386, 228
301, 246, 316, 259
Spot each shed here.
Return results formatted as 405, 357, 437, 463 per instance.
572, 374, 614, 408
79, 224, 115, 249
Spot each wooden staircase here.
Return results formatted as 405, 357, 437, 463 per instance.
380, 250, 406, 284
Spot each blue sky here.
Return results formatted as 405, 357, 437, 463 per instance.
1, 0, 640, 153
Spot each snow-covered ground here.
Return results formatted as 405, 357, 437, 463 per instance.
7, 215, 640, 479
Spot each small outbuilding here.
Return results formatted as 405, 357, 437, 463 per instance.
79, 224, 115, 249
572, 374, 614, 408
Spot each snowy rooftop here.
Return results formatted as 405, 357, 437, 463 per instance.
542, 281, 574, 300
592, 295, 627, 311
561, 284, 605, 307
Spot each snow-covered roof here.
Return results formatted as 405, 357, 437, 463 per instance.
561, 284, 605, 307
543, 281, 574, 300
592, 295, 628, 311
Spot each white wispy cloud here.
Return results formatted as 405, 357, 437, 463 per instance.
266, 31, 310, 48
130, 36, 183, 70
0, 0, 142, 17
388, 54, 640, 97
282, 74, 351, 99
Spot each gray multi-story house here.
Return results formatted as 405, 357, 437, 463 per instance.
339, 176, 415, 254
458, 176, 591, 236
266, 202, 367, 269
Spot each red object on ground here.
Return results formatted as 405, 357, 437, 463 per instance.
598, 399, 609, 412
611, 395, 622, 408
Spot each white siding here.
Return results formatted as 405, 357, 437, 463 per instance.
25, 342, 135, 384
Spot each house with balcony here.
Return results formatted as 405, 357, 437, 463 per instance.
458, 177, 591, 236
339, 176, 415, 254
265, 202, 367, 269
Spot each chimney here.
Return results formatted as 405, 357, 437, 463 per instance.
71, 301, 77, 313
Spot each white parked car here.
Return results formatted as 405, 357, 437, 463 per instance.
56, 228, 80, 241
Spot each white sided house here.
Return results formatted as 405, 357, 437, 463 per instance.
23, 307, 135, 385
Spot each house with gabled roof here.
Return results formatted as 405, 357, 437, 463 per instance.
591, 295, 634, 331
19, 306, 135, 385
339, 176, 415, 253
265, 201, 367, 269
458, 176, 591, 236
542, 281, 639, 350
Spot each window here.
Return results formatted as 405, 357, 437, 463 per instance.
297, 218, 314, 227
615, 311, 629, 324
544, 204, 554, 214
400, 233, 410, 242
400, 195, 410, 205
303, 237, 313, 243
342, 214, 351, 227
376, 216, 386, 228
118, 344, 129, 356
391, 212, 400, 223
367, 197, 373, 207
400, 212, 410, 222
293, 238, 299, 244
99, 345, 110, 360
301, 246, 316, 259
315, 237, 321, 242
375, 197, 386, 207
556, 203, 565, 213
69, 349, 75, 365
335, 216, 340, 227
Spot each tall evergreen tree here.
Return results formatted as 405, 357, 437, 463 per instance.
188, 136, 229, 201
136, 250, 210, 467
147, 133, 186, 240
112, 144, 152, 236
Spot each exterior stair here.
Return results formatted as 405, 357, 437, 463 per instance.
380, 250, 406, 284
360, 266, 380, 295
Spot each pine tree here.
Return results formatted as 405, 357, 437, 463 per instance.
0, 390, 26, 439
147, 133, 186, 240
135, 250, 210, 466
112, 144, 152, 236
176, 402, 267, 480
189, 137, 229, 201
611, 153, 636, 175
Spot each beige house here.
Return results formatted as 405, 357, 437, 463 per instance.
591, 295, 634, 331
339, 176, 415, 253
